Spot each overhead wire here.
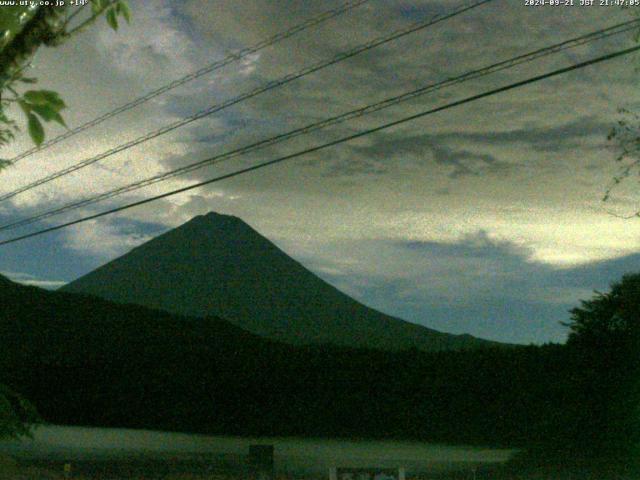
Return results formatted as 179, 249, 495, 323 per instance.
6, 0, 372, 164
1, 42, 638, 247
0, 0, 494, 203
0, 18, 638, 232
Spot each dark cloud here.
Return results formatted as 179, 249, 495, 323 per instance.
396, 2, 453, 22
329, 130, 511, 178
438, 116, 611, 152
309, 116, 609, 178
2, 0, 638, 345
305, 231, 640, 344
322, 158, 388, 177
396, 231, 640, 301
430, 144, 509, 178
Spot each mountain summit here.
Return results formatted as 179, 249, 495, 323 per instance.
62, 212, 495, 351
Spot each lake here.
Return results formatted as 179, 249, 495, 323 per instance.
0, 425, 515, 477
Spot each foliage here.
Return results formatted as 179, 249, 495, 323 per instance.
1, 275, 639, 475
0, 1, 131, 155
604, 108, 640, 216
0, 274, 579, 447
605, 8, 640, 215
0, 77, 67, 153
0, 0, 130, 442
565, 272, 640, 346
563, 274, 640, 457
0, 384, 39, 439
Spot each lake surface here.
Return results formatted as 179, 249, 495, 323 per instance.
0, 425, 516, 476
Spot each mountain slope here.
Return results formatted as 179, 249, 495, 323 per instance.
62, 212, 497, 351
0, 273, 286, 434
0, 274, 565, 445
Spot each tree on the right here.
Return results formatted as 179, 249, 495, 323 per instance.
562, 273, 640, 464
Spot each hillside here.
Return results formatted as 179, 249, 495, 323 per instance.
0, 274, 567, 445
62, 212, 496, 351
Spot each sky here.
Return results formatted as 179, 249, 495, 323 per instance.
1, 0, 640, 344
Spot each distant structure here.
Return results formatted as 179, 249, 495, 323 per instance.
330, 467, 406, 480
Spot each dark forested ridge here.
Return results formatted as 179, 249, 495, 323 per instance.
61, 212, 498, 352
1, 272, 626, 458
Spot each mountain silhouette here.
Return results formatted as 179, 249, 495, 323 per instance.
0, 273, 563, 445
62, 212, 497, 351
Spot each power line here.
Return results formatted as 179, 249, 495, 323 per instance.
0, 0, 493, 203
1, 42, 638, 247
1, 18, 638, 232
7, 0, 372, 164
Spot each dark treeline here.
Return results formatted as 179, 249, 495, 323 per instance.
0, 274, 636, 470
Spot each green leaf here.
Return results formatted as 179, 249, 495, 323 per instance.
27, 113, 44, 147
23, 90, 66, 111
116, 1, 131, 23
18, 77, 37, 84
17, 100, 31, 116
50, 111, 67, 128
106, 8, 119, 31
30, 104, 67, 127
23, 91, 49, 105
40, 91, 66, 110
30, 104, 56, 121
91, 0, 105, 14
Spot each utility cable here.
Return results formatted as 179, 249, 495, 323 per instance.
0, 18, 637, 232
1, 42, 637, 246
6, 0, 372, 164
0, 0, 493, 202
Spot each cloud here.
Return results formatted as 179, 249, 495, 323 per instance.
96, 1, 199, 83
345, 132, 512, 178
1, 271, 67, 290
290, 230, 640, 343
1, 0, 640, 345
61, 218, 162, 259
431, 117, 611, 153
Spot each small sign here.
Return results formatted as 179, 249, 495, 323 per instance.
330, 467, 406, 480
